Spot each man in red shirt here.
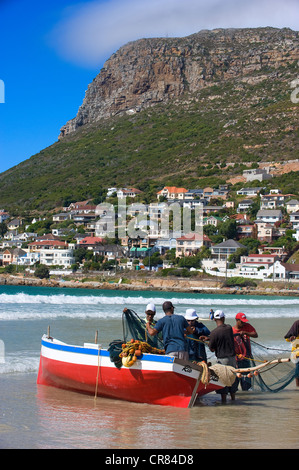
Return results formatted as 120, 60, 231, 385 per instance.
232, 312, 258, 390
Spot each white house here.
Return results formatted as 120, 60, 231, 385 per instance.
157, 186, 188, 200
286, 200, 299, 214
236, 187, 262, 197
39, 248, 75, 268
117, 188, 143, 199
256, 210, 283, 225
290, 211, 299, 230
237, 199, 254, 213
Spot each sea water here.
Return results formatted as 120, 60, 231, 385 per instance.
0, 284, 298, 449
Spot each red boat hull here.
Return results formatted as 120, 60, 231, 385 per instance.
37, 336, 224, 408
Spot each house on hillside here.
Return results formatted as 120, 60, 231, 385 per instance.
290, 211, 299, 230
286, 199, 299, 214
260, 192, 293, 210
93, 244, 126, 260
2, 248, 27, 266
176, 233, 212, 258
52, 212, 73, 223
78, 236, 104, 249
236, 224, 256, 239
28, 240, 68, 252
39, 248, 75, 268
65, 200, 95, 212
211, 239, 246, 261
255, 222, 274, 243
117, 188, 143, 199
243, 168, 272, 182
7, 218, 23, 231
280, 263, 299, 280
0, 211, 10, 223
157, 186, 188, 200
256, 209, 283, 225
203, 216, 223, 227
236, 187, 262, 197
184, 189, 204, 200
237, 199, 254, 213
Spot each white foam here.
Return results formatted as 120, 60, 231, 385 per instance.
0, 353, 39, 375
0, 292, 298, 320
0, 292, 298, 306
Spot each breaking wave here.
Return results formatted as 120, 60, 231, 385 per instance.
0, 292, 298, 306
0, 291, 298, 320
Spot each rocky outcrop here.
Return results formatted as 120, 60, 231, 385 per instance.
59, 27, 299, 138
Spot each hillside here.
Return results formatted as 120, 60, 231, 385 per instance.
0, 27, 298, 211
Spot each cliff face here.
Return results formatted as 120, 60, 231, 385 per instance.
59, 27, 299, 138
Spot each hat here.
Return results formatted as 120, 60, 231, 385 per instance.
236, 312, 248, 323
162, 301, 174, 312
185, 308, 198, 320
213, 309, 225, 319
145, 302, 156, 313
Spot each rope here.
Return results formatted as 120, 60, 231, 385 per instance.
185, 336, 208, 345
199, 361, 209, 386
250, 339, 290, 353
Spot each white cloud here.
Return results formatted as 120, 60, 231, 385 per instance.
49, 0, 299, 68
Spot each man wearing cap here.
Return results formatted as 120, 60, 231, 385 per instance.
232, 312, 258, 391
146, 301, 193, 360
145, 302, 156, 325
209, 310, 238, 403
184, 309, 210, 362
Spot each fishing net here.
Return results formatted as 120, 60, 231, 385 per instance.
122, 308, 164, 349
108, 308, 164, 368
236, 339, 296, 393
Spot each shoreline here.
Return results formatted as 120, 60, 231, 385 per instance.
1, 273, 299, 297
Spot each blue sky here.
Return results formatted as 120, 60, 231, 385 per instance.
0, 0, 298, 175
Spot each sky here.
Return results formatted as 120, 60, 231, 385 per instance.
0, 0, 298, 175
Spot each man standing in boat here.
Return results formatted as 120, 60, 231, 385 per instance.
145, 301, 193, 360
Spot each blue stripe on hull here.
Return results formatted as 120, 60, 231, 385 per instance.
41, 339, 174, 363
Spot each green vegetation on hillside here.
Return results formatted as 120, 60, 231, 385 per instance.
0, 62, 298, 212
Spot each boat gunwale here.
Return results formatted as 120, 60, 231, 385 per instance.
41, 335, 175, 364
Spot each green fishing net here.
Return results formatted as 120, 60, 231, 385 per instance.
108, 308, 164, 368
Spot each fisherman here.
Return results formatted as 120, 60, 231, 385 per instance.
284, 319, 299, 387
232, 312, 258, 391
145, 301, 193, 360
209, 309, 238, 404
184, 308, 210, 363
145, 302, 156, 325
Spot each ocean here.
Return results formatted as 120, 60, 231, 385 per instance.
0, 284, 298, 450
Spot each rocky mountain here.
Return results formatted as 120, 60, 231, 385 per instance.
60, 27, 299, 138
0, 27, 298, 211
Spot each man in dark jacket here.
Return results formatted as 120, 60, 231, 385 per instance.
209, 309, 238, 403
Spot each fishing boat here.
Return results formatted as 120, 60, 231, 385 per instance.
37, 307, 295, 407
37, 334, 227, 408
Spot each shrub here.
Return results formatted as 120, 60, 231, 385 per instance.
34, 264, 50, 279
223, 277, 257, 288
